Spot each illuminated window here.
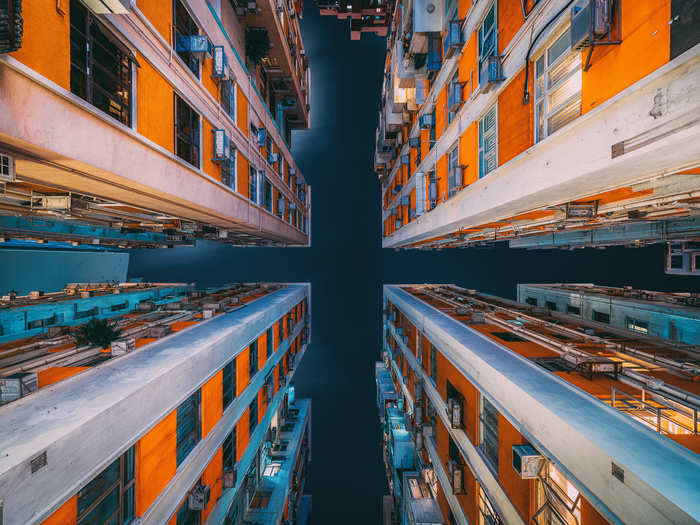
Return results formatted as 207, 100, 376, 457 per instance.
478, 486, 502, 525
263, 461, 282, 477
534, 26, 582, 142
533, 462, 581, 525
626, 318, 648, 334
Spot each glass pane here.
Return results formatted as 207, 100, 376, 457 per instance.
483, 106, 497, 133
547, 53, 581, 91
78, 486, 119, 525
548, 97, 581, 134
548, 73, 581, 112
547, 28, 571, 66
124, 447, 135, 483
78, 458, 120, 515
535, 101, 545, 143
123, 484, 135, 524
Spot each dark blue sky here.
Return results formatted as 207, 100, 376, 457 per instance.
128, 4, 698, 522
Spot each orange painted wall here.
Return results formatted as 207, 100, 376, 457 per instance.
236, 348, 250, 396
498, 69, 533, 165
37, 367, 89, 388
436, 155, 448, 204
236, 86, 249, 136
136, 410, 177, 515
137, 58, 174, 152
435, 87, 448, 140
202, 371, 223, 438
201, 448, 224, 522
581, 495, 610, 525
581, 0, 671, 114
498, 0, 525, 54
237, 153, 249, 198
458, 34, 478, 95
137, 0, 173, 44
258, 332, 268, 369
236, 408, 250, 461
201, 56, 219, 101
459, 122, 479, 187
11, 0, 70, 89
497, 416, 531, 522
41, 495, 76, 525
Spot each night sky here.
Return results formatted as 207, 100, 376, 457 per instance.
127, 4, 699, 522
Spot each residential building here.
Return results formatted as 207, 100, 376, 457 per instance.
0, 0, 311, 248
380, 283, 700, 525
0, 281, 311, 525
517, 282, 700, 345
316, 0, 393, 39
376, 0, 700, 267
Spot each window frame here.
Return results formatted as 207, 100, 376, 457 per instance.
69, 0, 134, 128
626, 317, 649, 334
478, 393, 499, 471
77, 446, 135, 525
174, 93, 201, 168
173, 0, 202, 78
478, 104, 498, 179
176, 389, 202, 466
249, 339, 259, 377
533, 24, 582, 143
223, 357, 236, 410
477, 1, 498, 80
249, 396, 258, 437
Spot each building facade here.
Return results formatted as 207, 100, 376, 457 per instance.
316, 0, 393, 39
0, 281, 311, 525
376, 0, 700, 265
379, 283, 700, 525
517, 282, 700, 345
0, 0, 311, 248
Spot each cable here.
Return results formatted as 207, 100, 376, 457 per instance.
522, 0, 576, 105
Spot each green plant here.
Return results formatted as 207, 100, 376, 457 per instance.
74, 318, 122, 349
246, 27, 271, 65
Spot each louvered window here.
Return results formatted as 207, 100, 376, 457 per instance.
478, 105, 497, 178
177, 390, 201, 466
77, 447, 135, 524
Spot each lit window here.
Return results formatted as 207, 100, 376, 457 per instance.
534, 27, 582, 142
478, 486, 501, 525
626, 318, 648, 334
263, 461, 282, 477
533, 462, 581, 525
70, 0, 133, 126
478, 105, 498, 178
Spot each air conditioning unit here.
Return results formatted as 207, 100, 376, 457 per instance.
429, 180, 437, 201
223, 465, 237, 488
571, 0, 611, 50
409, 137, 421, 149
278, 197, 286, 213
444, 20, 464, 58
176, 35, 212, 57
111, 338, 136, 356
566, 201, 598, 219
148, 324, 172, 338
212, 45, 229, 79
512, 444, 544, 479
447, 461, 464, 494
401, 196, 410, 207
188, 484, 210, 511
137, 300, 155, 312
0, 153, 15, 182
0, 372, 38, 403
400, 154, 410, 166
419, 113, 435, 129
289, 167, 297, 176
212, 129, 230, 163
268, 153, 280, 163
257, 128, 266, 147
446, 398, 461, 428
247, 1, 261, 12
413, 0, 445, 33
40, 196, 71, 210
479, 56, 504, 92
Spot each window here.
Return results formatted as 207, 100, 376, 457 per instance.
566, 305, 580, 315
264, 178, 273, 212
70, 0, 132, 126
223, 358, 236, 410
221, 146, 237, 190
478, 105, 497, 178
430, 344, 437, 383
534, 27, 582, 142
266, 328, 273, 357
546, 301, 557, 311
479, 394, 499, 469
174, 0, 200, 76
478, 2, 497, 81
249, 396, 258, 436
448, 70, 459, 125
177, 389, 201, 466
175, 94, 200, 168
249, 340, 258, 376
77, 446, 135, 525
223, 427, 236, 472
448, 435, 461, 464
525, 296, 538, 306
447, 144, 460, 197
627, 318, 648, 334
221, 79, 235, 120
534, 462, 581, 525
249, 166, 259, 204
478, 486, 501, 525
592, 310, 610, 324
176, 499, 200, 525
278, 318, 284, 342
